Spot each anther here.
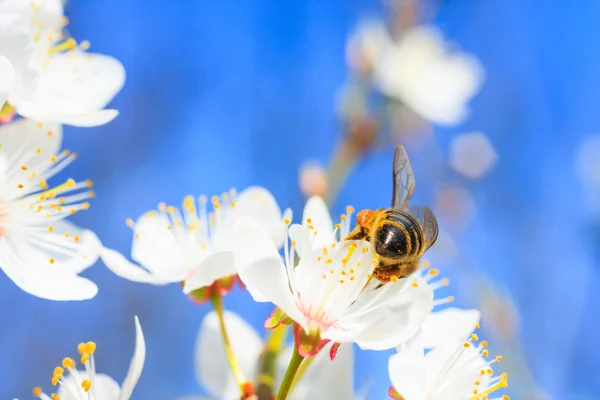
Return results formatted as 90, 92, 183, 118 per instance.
33, 387, 42, 396
411, 281, 419, 287
346, 205, 355, 213
496, 355, 503, 362
81, 379, 92, 392
126, 218, 135, 228
49, 258, 55, 264
62, 357, 75, 369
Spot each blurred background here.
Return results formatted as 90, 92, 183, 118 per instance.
2, 0, 600, 399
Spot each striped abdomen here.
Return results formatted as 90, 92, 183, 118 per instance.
373, 209, 423, 259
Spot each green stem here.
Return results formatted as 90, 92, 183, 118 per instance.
275, 345, 304, 400
210, 290, 246, 394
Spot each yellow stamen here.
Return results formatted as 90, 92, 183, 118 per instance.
465, 373, 508, 400
33, 387, 42, 396
81, 379, 92, 392
62, 357, 75, 369
48, 38, 77, 54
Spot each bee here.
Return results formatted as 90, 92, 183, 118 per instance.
345, 145, 438, 282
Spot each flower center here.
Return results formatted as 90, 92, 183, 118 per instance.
33, 341, 99, 400
429, 324, 509, 400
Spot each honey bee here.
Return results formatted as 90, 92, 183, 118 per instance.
345, 145, 438, 282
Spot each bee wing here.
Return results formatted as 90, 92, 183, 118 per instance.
391, 145, 416, 211
410, 205, 439, 250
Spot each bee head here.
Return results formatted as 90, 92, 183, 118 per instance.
357, 209, 375, 229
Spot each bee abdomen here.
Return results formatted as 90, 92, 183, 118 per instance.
374, 210, 422, 258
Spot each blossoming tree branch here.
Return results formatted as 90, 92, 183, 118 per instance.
0, 0, 510, 399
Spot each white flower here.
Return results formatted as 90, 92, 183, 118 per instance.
0, 0, 125, 127
232, 209, 433, 354
0, 12, 36, 110
373, 25, 484, 126
33, 316, 145, 400
388, 314, 509, 400
192, 310, 355, 400
101, 187, 291, 293
0, 119, 100, 300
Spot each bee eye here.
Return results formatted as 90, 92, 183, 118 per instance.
375, 224, 407, 258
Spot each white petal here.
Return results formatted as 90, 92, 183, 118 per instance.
58, 373, 121, 400
0, 55, 14, 104
229, 186, 285, 247
233, 217, 303, 323
196, 310, 263, 398
16, 52, 125, 127
0, 118, 62, 174
183, 250, 236, 293
0, 13, 37, 103
20, 109, 120, 127
131, 212, 197, 282
389, 344, 427, 400
302, 196, 335, 246
119, 316, 145, 400
348, 276, 434, 350
425, 342, 489, 399
100, 247, 170, 284
0, 239, 98, 300
420, 308, 480, 349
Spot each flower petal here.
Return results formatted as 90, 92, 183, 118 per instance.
58, 373, 120, 400
196, 311, 263, 398
346, 276, 434, 350
16, 52, 125, 127
233, 217, 303, 323
420, 308, 481, 349
131, 212, 199, 282
0, 118, 62, 177
302, 196, 334, 246
0, 55, 14, 104
119, 316, 145, 400
100, 247, 170, 284
182, 250, 235, 293
227, 186, 285, 248
0, 239, 98, 300
424, 341, 490, 399
388, 343, 427, 400
0, 13, 37, 104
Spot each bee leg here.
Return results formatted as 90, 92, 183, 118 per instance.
343, 226, 367, 241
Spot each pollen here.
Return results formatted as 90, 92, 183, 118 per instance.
48, 226, 54, 232
442, 278, 450, 285
284, 218, 291, 225
346, 205, 355, 213
390, 276, 398, 282
51, 394, 61, 400
18, 184, 23, 189
49, 258, 55, 264
33, 387, 42, 396
411, 281, 419, 287
475, 323, 481, 329
471, 334, 479, 341
496, 355, 503, 362
422, 260, 430, 268
306, 218, 312, 224
482, 349, 489, 356
464, 342, 471, 348
428, 268, 439, 276
480, 341, 488, 348
447, 296, 455, 302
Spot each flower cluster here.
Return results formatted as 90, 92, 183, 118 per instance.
0, 3, 510, 400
